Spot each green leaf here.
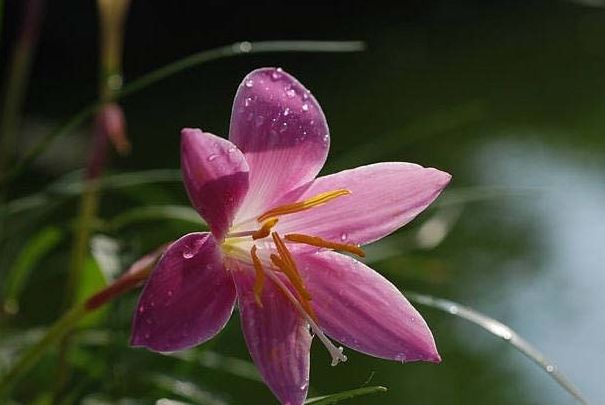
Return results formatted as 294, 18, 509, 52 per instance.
107, 205, 204, 231
3, 226, 63, 314
304, 386, 388, 404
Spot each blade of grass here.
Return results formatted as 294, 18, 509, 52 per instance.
304, 386, 387, 404
406, 291, 588, 405
2, 226, 63, 315
1, 40, 365, 186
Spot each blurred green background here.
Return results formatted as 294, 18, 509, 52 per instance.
1, 0, 604, 404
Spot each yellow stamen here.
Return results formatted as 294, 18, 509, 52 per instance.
257, 189, 350, 223
284, 233, 365, 258
270, 232, 316, 321
250, 246, 265, 307
251, 217, 279, 240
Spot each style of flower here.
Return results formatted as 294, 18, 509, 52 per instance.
131, 67, 451, 405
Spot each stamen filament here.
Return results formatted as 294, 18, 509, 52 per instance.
252, 217, 279, 240
270, 232, 315, 321
271, 233, 309, 297
250, 246, 265, 307
263, 269, 348, 367
285, 233, 365, 257
258, 189, 350, 223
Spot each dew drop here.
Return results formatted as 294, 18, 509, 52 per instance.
244, 97, 252, 107
301, 103, 309, 112
207, 154, 218, 162
228, 146, 236, 153
271, 68, 283, 80
340, 232, 348, 242
167, 290, 173, 298
244, 79, 254, 88
299, 382, 308, 391
238, 41, 252, 53
285, 88, 296, 98
448, 305, 459, 315
183, 251, 194, 259
283, 107, 290, 116
546, 365, 555, 373
138, 305, 145, 313
302, 92, 309, 100
279, 122, 288, 133
395, 353, 407, 363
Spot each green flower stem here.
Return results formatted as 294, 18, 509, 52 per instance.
0, 40, 364, 187
0, 246, 161, 398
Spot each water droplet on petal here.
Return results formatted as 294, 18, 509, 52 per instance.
279, 122, 288, 133
138, 305, 145, 313
302, 92, 309, 100
448, 305, 459, 315
301, 103, 309, 112
167, 290, 173, 298
299, 382, 308, 391
245, 79, 254, 88
244, 97, 252, 107
340, 232, 348, 242
546, 365, 555, 373
271, 68, 283, 80
285, 88, 296, 98
283, 107, 290, 116
207, 154, 218, 162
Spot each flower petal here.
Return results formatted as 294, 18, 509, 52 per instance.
229, 68, 329, 218
131, 232, 235, 352
231, 263, 312, 405
181, 128, 249, 240
275, 162, 451, 246
297, 250, 440, 362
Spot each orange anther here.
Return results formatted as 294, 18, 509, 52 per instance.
252, 217, 279, 240
284, 233, 365, 258
258, 189, 350, 223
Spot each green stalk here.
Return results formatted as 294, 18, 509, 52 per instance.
57, 1, 132, 396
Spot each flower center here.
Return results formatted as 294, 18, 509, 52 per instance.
222, 188, 363, 366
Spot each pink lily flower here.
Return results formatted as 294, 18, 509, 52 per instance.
131, 68, 451, 405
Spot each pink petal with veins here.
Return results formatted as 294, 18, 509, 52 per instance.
229, 68, 329, 219
131, 233, 235, 352
298, 250, 441, 362
232, 263, 312, 405
181, 129, 249, 240
275, 162, 451, 246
